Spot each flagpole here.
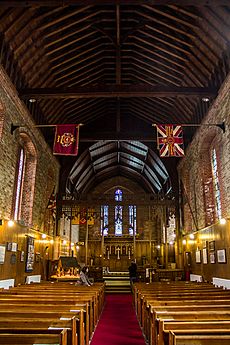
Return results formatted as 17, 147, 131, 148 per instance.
11, 123, 83, 134
153, 122, 225, 133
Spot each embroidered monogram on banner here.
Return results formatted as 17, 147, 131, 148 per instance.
53, 124, 79, 156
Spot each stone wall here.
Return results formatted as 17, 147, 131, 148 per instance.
0, 66, 60, 283
178, 72, 230, 280
0, 66, 60, 228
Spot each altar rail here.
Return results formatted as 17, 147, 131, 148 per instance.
190, 274, 203, 282
0, 279, 15, 289
213, 277, 230, 289
26, 275, 41, 284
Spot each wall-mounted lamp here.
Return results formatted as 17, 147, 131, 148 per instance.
41, 233, 47, 239
8, 220, 15, 227
63, 240, 67, 245
189, 233, 195, 240
182, 239, 187, 245
219, 218, 226, 225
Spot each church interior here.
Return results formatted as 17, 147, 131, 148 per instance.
0, 1, 229, 344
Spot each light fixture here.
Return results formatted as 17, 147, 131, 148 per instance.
157, 245, 160, 249
8, 220, 14, 227
169, 241, 174, 245
202, 97, 210, 102
41, 233, 47, 239
189, 233, 195, 240
76, 245, 80, 250
50, 239, 54, 244
182, 239, 187, 245
220, 218, 226, 225
29, 98, 36, 103
63, 240, 67, 245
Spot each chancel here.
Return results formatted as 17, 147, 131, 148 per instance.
0, 1, 229, 345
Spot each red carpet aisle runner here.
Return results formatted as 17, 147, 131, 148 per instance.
90, 294, 146, 345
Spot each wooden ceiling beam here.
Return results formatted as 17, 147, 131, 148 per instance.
2, 1, 229, 6
79, 131, 158, 142
19, 85, 217, 99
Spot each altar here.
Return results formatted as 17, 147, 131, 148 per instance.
103, 236, 134, 272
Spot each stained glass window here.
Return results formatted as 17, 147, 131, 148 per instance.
129, 205, 136, 235
211, 148, 222, 220
115, 205, 123, 235
101, 205, 108, 236
115, 189, 122, 202
14, 148, 25, 221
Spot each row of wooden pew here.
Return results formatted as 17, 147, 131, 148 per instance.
134, 281, 230, 345
0, 280, 105, 345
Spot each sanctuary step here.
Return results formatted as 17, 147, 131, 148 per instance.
103, 271, 131, 293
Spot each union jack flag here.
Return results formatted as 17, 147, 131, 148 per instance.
156, 124, 184, 157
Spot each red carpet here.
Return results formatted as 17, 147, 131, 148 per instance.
90, 294, 146, 345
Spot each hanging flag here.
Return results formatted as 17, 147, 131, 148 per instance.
53, 124, 79, 156
156, 124, 184, 157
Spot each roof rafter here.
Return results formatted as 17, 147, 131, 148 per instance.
19, 85, 216, 99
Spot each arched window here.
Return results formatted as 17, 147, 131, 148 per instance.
100, 188, 137, 236
115, 205, 123, 236
128, 205, 136, 235
115, 189, 123, 235
211, 148, 222, 220
14, 147, 25, 221
13, 133, 37, 226
115, 189, 122, 202
200, 133, 224, 227
101, 205, 108, 236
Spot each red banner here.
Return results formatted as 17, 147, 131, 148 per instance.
53, 124, 79, 156
156, 124, 184, 157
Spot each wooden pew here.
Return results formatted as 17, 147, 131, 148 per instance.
0, 294, 92, 340
133, 282, 230, 345
0, 328, 68, 345
0, 301, 86, 345
151, 310, 230, 345
168, 331, 230, 345
9, 283, 104, 330
0, 281, 105, 345
0, 317, 77, 345
159, 320, 230, 345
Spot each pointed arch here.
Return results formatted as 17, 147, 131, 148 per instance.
12, 132, 37, 226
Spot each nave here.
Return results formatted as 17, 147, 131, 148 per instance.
91, 294, 146, 345
0, 279, 230, 345
0, 3, 229, 344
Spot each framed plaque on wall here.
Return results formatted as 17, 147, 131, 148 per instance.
0, 245, 6, 264
217, 249, 226, 263
25, 236, 35, 272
